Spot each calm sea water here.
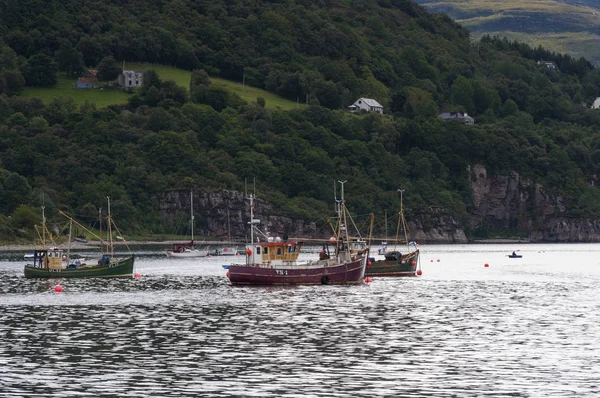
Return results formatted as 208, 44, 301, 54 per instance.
1, 243, 600, 397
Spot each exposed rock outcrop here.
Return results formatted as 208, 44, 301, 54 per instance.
158, 165, 600, 243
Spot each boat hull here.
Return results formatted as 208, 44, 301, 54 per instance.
365, 250, 420, 277
227, 258, 366, 285
23, 256, 135, 278
166, 250, 208, 258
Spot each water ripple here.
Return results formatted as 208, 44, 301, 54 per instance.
1, 245, 600, 396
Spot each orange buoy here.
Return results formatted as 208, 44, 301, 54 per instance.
54, 285, 63, 293
416, 269, 422, 276
329, 236, 336, 243
246, 248, 252, 256
484, 263, 489, 267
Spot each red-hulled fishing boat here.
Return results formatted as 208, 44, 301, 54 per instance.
226, 181, 368, 285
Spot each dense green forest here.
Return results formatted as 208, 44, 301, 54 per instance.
2, 0, 600, 241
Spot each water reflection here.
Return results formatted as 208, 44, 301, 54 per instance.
1, 244, 600, 396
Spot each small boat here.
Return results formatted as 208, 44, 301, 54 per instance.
365, 190, 421, 277
215, 246, 238, 256
24, 198, 135, 278
166, 190, 209, 258
508, 252, 522, 258
226, 182, 368, 285
73, 235, 88, 243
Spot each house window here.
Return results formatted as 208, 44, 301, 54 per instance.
277, 247, 282, 256
256, 247, 261, 254
128, 80, 132, 86
264, 247, 268, 254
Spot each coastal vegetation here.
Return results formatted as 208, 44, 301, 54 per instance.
2, 0, 600, 241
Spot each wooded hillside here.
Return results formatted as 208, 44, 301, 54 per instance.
2, 0, 600, 241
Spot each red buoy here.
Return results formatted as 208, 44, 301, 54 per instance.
329, 236, 336, 243
134, 273, 141, 278
246, 248, 252, 256
416, 269, 422, 276
410, 261, 416, 266
54, 285, 63, 293
226, 271, 230, 278
484, 263, 489, 268
367, 261, 372, 266
364, 277, 373, 283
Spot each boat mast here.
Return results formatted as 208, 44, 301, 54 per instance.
99, 207, 102, 252
190, 190, 194, 245
66, 218, 72, 264
106, 196, 114, 257
394, 189, 409, 251
247, 193, 260, 264
338, 180, 348, 255
41, 203, 46, 249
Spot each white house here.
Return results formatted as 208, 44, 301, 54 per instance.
439, 111, 475, 125
592, 97, 600, 109
348, 98, 383, 114
537, 60, 559, 71
117, 70, 144, 88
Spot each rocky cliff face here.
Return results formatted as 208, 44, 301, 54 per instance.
158, 190, 321, 242
470, 163, 600, 242
158, 166, 600, 243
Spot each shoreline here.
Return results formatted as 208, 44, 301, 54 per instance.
0, 240, 248, 252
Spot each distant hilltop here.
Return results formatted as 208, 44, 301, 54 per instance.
414, 0, 600, 65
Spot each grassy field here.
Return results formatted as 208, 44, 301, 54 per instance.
126, 63, 303, 110
22, 74, 132, 107
21, 64, 303, 110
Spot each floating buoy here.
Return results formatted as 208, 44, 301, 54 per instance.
320, 250, 325, 254
484, 263, 489, 268
430, 259, 433, 262
367, 261, 372, 266
54, 285, 63, 293
416, 269, 422, 276
328, 236, 336, 243
134, 273, 141, 278
246, 248, 252, 256
226, 271, 230, 278
437, 259, 440, 262
236, 252, 240, 256
410, 261, 416, 266
207, 255, 212, 258
364, 277, 373, 283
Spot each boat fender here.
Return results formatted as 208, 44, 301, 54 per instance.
321, 275, 329, 285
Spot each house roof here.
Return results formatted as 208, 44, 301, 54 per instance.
439, 112, 474, 120
78, 77, 94, 83
355, 97, 383, 108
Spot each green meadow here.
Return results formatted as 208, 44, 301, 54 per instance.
21, 64, 303, 110
21, 74, 132, 107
